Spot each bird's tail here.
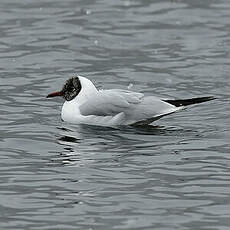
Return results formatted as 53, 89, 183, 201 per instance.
164, 96, 215, 107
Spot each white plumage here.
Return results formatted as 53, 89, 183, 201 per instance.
61, 76, 180, 126
47, 76, 214, 127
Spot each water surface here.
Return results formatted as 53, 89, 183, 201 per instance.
0, 0, 230, 229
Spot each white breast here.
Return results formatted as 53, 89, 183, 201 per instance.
61, 100, 82, 123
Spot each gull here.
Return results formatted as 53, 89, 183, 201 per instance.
47, 76, 214, 126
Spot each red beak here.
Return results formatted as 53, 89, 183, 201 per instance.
46, 91, 63, 98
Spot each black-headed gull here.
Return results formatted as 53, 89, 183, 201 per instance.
47, 76, 214, 126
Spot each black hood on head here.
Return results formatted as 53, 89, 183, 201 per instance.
61, 76, 82, 101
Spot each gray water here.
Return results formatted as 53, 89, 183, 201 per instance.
0, 0, 230, 229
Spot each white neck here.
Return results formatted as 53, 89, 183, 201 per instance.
76, 76, 98, 104
63, 76, 98, 107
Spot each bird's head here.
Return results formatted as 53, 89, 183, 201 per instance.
47, 76, 82, 101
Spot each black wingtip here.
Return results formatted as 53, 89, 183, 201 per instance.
164, 96, 216, 107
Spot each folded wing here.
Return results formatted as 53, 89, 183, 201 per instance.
79, 89, 144, 116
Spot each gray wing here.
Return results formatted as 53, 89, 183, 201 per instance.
103, 89, 144, 104
79, 89, 144, 116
